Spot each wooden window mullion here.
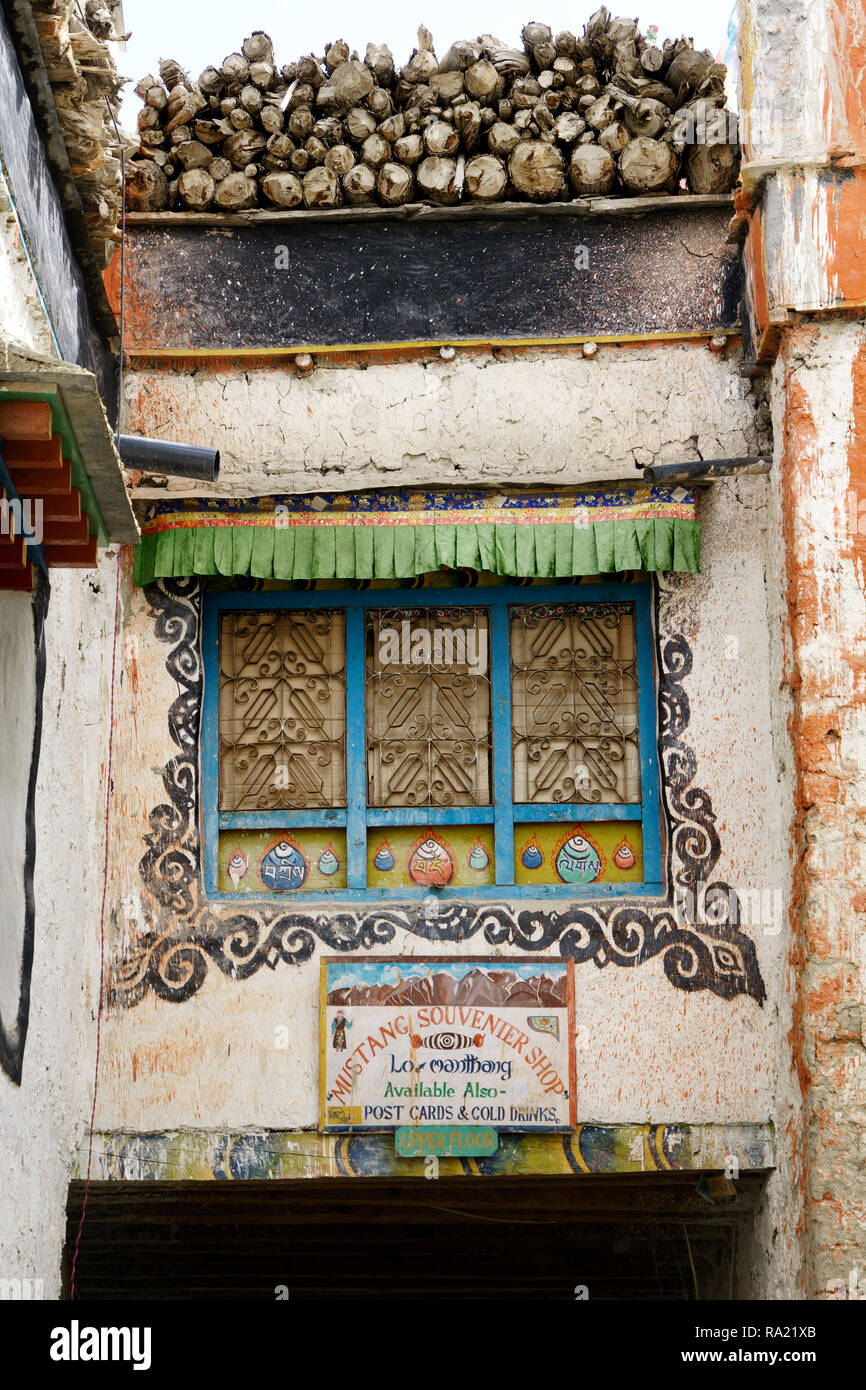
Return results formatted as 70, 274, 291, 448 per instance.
345, 605, 368, 890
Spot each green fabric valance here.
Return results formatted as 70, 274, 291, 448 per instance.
134, 486, 700, 586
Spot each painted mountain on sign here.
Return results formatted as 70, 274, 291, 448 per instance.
327, 966, 565, 1008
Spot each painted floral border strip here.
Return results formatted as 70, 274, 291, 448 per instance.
109, 577, 766, 1008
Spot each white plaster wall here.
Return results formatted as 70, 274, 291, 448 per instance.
0, 173, 56, 361
0, 554, 116, 1297
0, 594, 35, 1037
125, 342, 770, 499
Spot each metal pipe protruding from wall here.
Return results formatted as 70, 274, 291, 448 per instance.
643, 456, 772, 484
118, 435, 220, 482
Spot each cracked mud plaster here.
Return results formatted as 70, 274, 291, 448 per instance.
775, 322, 866, 1300
125, 342, 771, 499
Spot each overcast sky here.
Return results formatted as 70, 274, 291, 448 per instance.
117, 0, 737, 123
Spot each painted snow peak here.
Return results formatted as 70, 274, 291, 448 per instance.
321, 957, 576, 1133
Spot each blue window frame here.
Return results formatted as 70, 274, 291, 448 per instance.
201, 581, 664, 901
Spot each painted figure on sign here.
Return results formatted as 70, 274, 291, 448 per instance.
331, 1010, 351, 1051
407, 835, 455, 887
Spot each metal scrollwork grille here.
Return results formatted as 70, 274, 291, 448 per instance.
510, 602, 641, 804
365, 607, 492, 807
218, 610, 346, 810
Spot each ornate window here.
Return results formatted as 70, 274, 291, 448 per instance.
202, 582, 663, 900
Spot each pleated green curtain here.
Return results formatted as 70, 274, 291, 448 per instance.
134, 492, 700, 585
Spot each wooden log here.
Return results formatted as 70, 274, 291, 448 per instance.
640, 44, 663, 72
221, 53, 250, 90
377, 162, 414, 205
223, 128, 267, 168
125, 158, 168, 211
325, 40, 350, 73
487, 120, 520, 156
367, 87, 393, 119
378, 112, 405, 144
393, 133, 424, 165
342, 162, 377, 203
303, 166, 340, 207
569, 143, 615, 193
619, 136, 678, 192
665, 47, 714, 98
424, 121, 459, 157
249, 62, 276, 90
464, 153, 506, 200
345, 107, 377, 143
260, 105, 284, 135
430, 71, 464, 103
584, 95, 616, 131
209, 156, 231, 181
242, 32, 275, 64
361, 133, 390, 168
453, 102, 482, 153
261, 170, 303, 207
213, 171, 258, 209
402, 48, 438, 85
464, 59, 502, 102
599, 119, 629, 154
288, 83, 315, 111
137, 106, 160, 134
193, 119, 226, 145
297, 55, 325, 89
511, 75, 542, 108
178, 167, 215, 210
159, 57, 189, 90
175, 139, 213, 170
305, 137, 328, 165
365, 43, 394, 86
684, 140, 739, 193
439, 39, 481, 72
416, 155, 460, 204
508, 139, 564, 200
331, 60, 374, 108
553, 111, 586, 144
324, 144, 355, 176
266, 133, 295, 160
487, 46, 530, 77
239, 83, 263, 115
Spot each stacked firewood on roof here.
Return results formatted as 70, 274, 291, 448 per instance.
31, 0, 130, 263
126, 11, 740, 214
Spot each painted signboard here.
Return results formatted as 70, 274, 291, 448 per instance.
319, 956, 575, 1134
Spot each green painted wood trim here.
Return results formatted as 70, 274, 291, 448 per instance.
80, 1122, 775, 1182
